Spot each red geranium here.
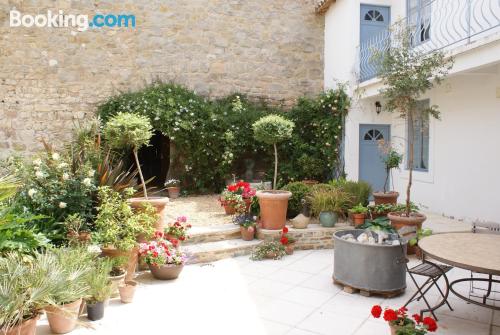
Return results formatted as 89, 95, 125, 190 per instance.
282, 227, 289, 234
422, 317, 438, 332
280, 236, 289, 245
412, 314, 421, 323
383, 309, 398, 322
371, 305, 382, 318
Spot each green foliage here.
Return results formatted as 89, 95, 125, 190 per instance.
375, 26, 453, 215
0, 209, 49, 254
309, 188, 351, 216
329, 179, 372, 207
349, 204, 368, 214
86, 257, 113, 303
250, 241, 286, 261
252, 115, 294, 145
281, 182, 311, 218
409, 228, 433, 246
94, 187, 156, 251
97, 83, 351, 192
103, 113, 153, 151
358, 217, 395, 233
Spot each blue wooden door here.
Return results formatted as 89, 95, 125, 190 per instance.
360, 5, 390, 81
359, 124, 390, 194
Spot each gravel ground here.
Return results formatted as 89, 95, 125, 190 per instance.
165, 194, 233, 226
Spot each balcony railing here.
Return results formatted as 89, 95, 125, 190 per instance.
359, 0, 500, 82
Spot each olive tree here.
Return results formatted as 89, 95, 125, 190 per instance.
253, 115, 295, 189
375, 27, 453, 216
104, 113, 153, 198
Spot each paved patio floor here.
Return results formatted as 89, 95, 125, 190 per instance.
37, 249, 499, 335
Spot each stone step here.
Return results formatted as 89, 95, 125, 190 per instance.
183, 239, 262, 264
186, 224, 241, 245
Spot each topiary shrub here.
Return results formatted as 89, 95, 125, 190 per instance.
281, 182, 311, 218
253, 115, 294, 189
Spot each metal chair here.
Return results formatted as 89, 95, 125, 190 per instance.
469, 221, 500, 303
397, 226, 453, 320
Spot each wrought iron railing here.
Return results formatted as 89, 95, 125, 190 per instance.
359, 0, 500, 82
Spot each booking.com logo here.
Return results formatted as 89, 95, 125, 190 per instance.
9, 10, 136, 31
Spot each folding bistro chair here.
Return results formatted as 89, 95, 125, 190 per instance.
397, 226, 453, 320
469, 221, 500, 303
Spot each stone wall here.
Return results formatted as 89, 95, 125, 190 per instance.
0, 0, 324, 158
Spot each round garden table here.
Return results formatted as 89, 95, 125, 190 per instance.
419, 232, 500, 310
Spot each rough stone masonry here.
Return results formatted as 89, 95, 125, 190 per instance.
0, 0, 324, 158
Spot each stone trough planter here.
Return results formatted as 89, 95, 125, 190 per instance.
333, 229, 407, 294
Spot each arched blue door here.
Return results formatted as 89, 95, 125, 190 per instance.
360, 5, 390, 81
359, 124, 390, 194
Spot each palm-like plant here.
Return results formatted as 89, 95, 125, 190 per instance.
0, 174, 18, 203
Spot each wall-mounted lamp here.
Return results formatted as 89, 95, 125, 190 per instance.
375, 101, 382, 114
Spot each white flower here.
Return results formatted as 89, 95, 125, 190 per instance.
58, 162, 68, 169
52, 153, 60, 160
87, 245, 101, 254
28, 189, 37, 197
82, 178, 92, 187
62, 173, 70, 180
35, 171, 44, 179
33, 158, 42, 166
88, 170, 95, 177
59, 202, 67, 208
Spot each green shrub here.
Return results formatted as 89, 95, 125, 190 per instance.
329, 179, 372, 207
309, 188, 351, 217
281, 182, 311, 218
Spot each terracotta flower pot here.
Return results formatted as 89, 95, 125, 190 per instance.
101, 247, 138, 282
390, 324, 402, 335
351, 213, 366, 226
148, 264, 184, 280
118, 280, 137, 303
86, 301, 104, 321
128, 197, 169, 232
387, 212, 427, 232
167, 186, 180, 199
223, 204, 236, 215
45, 298, 82, 334
108, 271, 126, 298
266, 251, 279, 259
240, 226, 255, 241
373, 191, 399, 205
285, 243, 295, 255
256, 190, 292, 230
1, 314, 39, 335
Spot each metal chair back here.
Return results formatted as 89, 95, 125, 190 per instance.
472, 221, 500, 234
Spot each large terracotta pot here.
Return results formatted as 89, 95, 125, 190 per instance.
167, 187, 180, 199
240, 226, 255, 241
128, 197, 169, 232
387, 212, 427, 232
45, 298, 82, 334
256, 190, 292, 230
148, 264, 184, 280
1, 315, 39, 335
373, 191, 399, 205
101, 247, 138, 282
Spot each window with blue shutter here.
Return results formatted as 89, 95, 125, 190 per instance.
407, 100, 429, 171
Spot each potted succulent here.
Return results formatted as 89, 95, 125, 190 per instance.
250, 241, 286, 261
349, 204, 368, 226
373, 142, 403, 205
103, 112, 169, 231
253, 115, 294, 230
44, 248, 92, 334
165, 179, 181, 199
94, 186, 156, 281
310, 188, 350, 227
371, 305, 438, 334
409, 228, 433, 257
0, 253, 53, 335
280, 227, 296, 255
233, 213, 256, 241
139, 235, 187, 280
118, 280, 138, 304
85, 258, 113, 321
374, 27, 453, 231
164, 216, 191, 244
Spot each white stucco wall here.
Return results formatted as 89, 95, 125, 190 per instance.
324, 0, 500, 222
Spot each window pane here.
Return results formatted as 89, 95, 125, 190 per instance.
407, 101, 429, 171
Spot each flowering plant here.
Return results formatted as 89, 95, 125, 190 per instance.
226, 181, 256, 198
371, 305, 438, 334
233, 213, 256, 229
279, 226, 295, 246
139, 231, 186, 267
164, 216, 191, 241
165, 179, 180, 187
219, 181, 255, 212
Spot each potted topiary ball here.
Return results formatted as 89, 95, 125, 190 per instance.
252, 115, 294, 230
104, 112, 169, 231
